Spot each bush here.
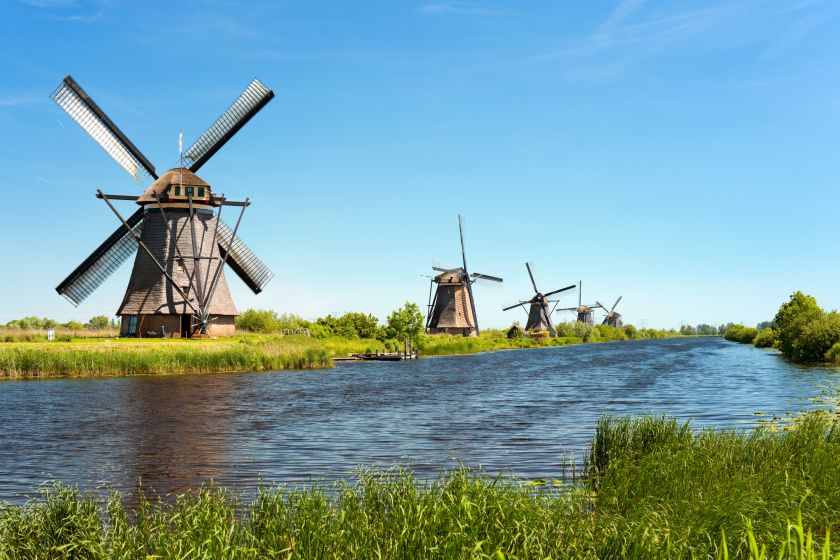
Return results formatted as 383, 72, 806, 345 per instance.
790, 312, 840, 363
724, 324, 758, 344
623, 324, 638, 339
774, 291, 823, 360
752, 328, 776, 348
555, 321, 594, 341
824, 342, 840, 363
236, 309, 280, 333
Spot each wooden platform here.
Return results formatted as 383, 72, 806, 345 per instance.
334, 352, 419, 362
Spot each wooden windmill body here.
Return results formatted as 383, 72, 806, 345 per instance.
426, 216, 502, 337
503, 263, 575, 337
599, 297, 624, 328
557, 281, 603, 326
51, 76, 275, 337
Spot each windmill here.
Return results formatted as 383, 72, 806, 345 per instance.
503, 263, 575, 336
51, 75, 275, 338
426, 215, 502, 336
598, 296, 624, 328
556, 281, 603, 326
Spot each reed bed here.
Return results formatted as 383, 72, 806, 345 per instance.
419, 330, 582, 356
0, 335, 374, 379
1, 413, 839, 558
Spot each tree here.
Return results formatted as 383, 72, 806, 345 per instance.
63, 321, 84, 331
774, 291, 823, 360
85, 315, 112, 330
695, 324, 717, 336
384, 302, 424, 341
236, 309, 279, 332
680, 324, 696, 336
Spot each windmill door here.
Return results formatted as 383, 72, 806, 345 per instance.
180, 315, 192, 338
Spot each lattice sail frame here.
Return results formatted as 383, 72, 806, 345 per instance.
216, 219, 274, 294
50, 79, 155, 185
57, 212, 143, 306
182, 79, 274, 172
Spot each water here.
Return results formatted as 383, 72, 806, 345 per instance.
0, 337, 836, 503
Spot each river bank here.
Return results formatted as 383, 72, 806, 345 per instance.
0, 328, 687, 379
2, 412, 838, 559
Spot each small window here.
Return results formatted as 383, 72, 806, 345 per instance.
186, 186, 194, 196
198, 187, 204, 197
127, 315, 138, 335
175, 186, 181, 196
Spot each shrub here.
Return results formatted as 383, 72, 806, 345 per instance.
752, 328, 776, 348
236, 309, 279, 332
623, 324, 637, 339
774, 291, 823, 360
555, 321, 594, 341
790, 312, 840, 363
724, 324, 758, 344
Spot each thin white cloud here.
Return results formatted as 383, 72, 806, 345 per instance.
598, 0, 647, 32
417, 2, 513, 17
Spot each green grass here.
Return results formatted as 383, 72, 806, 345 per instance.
0, 335, 377, 379
418, 329, 582, 356
2, 413, 839, 558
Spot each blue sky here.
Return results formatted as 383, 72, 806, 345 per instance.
1, 0, 839, 329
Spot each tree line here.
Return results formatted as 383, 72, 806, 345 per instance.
722, 291, 840, 363
3, 315, 118, 331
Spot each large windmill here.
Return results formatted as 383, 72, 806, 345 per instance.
556, 281, 603, 326
503, 263, 575, 336
426, 216, 502, 336
598, 296, 624, 328
51, 75, 275, 338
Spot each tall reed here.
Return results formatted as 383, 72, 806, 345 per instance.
1, 413, 839, 558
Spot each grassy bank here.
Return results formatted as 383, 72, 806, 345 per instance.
0, 324, 690, 379
2, 412, 839, 558
0, 335, 376, 379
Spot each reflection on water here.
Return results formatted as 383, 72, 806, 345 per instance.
0, 337, 836, 503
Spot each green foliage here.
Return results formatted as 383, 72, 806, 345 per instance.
752, 328, 777, 348
825, 342, 840, 364
63, 321, 84, 331
774, 291, 823, 360
84, 315, 112, 330
724, 324, 759, 344
236, 309, 281, 333
384, 302, 424, 341
623, 324, 638, 339
2, 413, 839, 558
4, 317, 61, 330
592, 324, 628, 342
695, 323, 717, 335
555, 321, 595, 341
790, 312, 840, 363
317, 312, 380, 339
679, 324, 696, 335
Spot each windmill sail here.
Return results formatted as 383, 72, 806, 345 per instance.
215, 219, 274, 294
56, 209, 143, 306
50, 76, 157, 184
182, 78, 275, 173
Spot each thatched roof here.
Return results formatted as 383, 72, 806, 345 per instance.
137, 168, 210, 204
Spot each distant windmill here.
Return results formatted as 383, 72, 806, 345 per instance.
503, 263, 575, 336
598, 296, 623, 328
556, 281, 603, 326
426, 215, 502, 336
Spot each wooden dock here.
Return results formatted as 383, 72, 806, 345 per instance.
333, 351, 419, 362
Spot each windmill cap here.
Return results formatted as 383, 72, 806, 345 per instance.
137, 167, 210, 204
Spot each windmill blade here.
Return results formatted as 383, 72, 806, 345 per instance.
544, 284, 577, 298
182, 78, 275, 173
594, 301, 607, 311
611, 296, 623, 312
56, 208, 143, 306
556, 307, 578, 312
502, 301, 528, 312
433, 266, 462, 274
471, 272, 503, 283
51, 76, 157, 184
215, 218, 274, 294
525, 262, 539, 293
458, 214, 468, 273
